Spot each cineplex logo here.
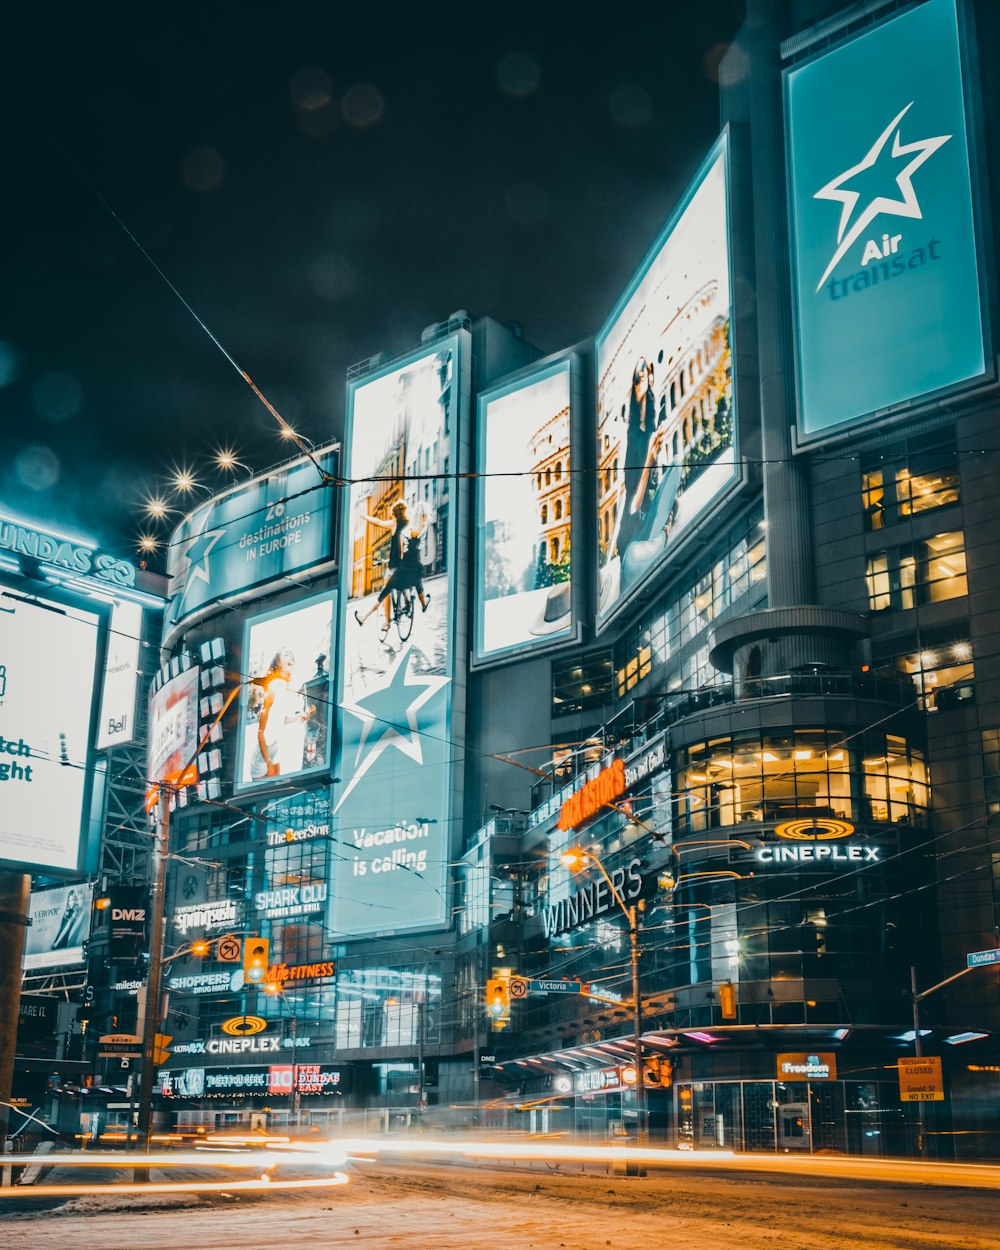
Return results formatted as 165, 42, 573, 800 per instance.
813, 102, 950, 295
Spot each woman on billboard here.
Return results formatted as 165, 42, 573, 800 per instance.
250, 648, 315, 779
354, 499, 431, 629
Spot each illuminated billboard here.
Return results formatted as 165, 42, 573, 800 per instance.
475, 359, 581, 662
163, 447, 338, 646
596, 132, 735, 627
786, 0, 988, 439
147, 665, 201, 796
235, 593, 336, 793
0, 584, 104, 876
23, 882, 95, 970
96, 599, 142, 750
333, 335, 470, 938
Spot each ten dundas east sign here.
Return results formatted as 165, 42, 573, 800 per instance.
786, 0, 989, 439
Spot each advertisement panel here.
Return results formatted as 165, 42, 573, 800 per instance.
596, 132, 735, 626
23, 883, 95, 970
163, 448, 337, 645
107, 885, 148, 964
785, 0, 987, 440
0, 585, 104, 875
235, 593, 336, 793
476, 360, 577, 661
96, 599, 142, 750
333, 336, 468, 938
147, 666, 200, 794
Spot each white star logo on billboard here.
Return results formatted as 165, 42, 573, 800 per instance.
813, 102, 951, 291
336, 646, 448, 812
172, 514, 225, 612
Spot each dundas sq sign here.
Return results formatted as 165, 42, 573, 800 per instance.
785, 0, 990, 440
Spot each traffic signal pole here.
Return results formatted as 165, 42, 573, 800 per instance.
135, 789, 170, 1178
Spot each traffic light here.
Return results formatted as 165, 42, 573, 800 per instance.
244, 938, 270, 985
719, 980, 737, 1020
485, 978, 510, 1024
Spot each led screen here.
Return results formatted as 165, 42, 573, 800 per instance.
96, 599, 142, 750
163, 448, 337, 645
147, 666, 201, 791
333, 336, 467, 938
596, 133, 735, 627
785, 0, 986, 438
235, 593, 336, 793
23, 882, 95, 970
0, 586, 102, 875
476, 361, 575, 660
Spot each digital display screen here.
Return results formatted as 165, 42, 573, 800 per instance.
476, 361, 575, 660
235, 593, 336, 793
164, 448, 337, 644
333, 336, 468, 938
785, 0, 986, 438
596, 133, 735, 627
0, 586, 102, 875
147, 666, 201, 790
23, 882, 95, 969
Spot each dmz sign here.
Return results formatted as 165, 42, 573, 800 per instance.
785, 0, 987, 439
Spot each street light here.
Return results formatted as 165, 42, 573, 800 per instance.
560, 847, 647, 1148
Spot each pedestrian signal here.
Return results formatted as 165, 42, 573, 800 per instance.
244, 938, 270, 984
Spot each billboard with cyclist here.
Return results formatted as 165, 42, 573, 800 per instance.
333, 333, 471, 938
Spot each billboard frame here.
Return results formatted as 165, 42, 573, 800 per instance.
783, 0, 996, 450
332, 330, 471, 940
233, 587, 339, 798
593, 127, 743, 634
472, 351, 587, 668
0, 575, 109, 879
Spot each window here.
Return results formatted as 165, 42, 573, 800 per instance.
866, 532, 967, 611
614, 510, 766, 696
982, 729, 1000, 814
891, 637, 974, 711
862, 437, 959, 530
552, 651, 613, 717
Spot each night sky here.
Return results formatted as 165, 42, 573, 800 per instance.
1, 3, 744, 563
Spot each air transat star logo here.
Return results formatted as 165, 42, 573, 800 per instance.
172, 508, 224, 611
335, 646, 449, 811
813, 102, 951, 291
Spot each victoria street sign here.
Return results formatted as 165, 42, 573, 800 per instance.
967, 948, 1000, 968
529, 979, 586, 994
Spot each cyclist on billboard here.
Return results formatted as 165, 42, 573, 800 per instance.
354, 499, 431, 630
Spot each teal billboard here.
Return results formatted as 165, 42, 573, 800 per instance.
331, 336, 470, 938
163, 448, 337, 645
786, 0, 988, 439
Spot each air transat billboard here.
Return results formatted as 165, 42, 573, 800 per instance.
596, 132, 736, 627
332, 335, 469, 938
163, 448, 338, 646
785, 0, 988, 439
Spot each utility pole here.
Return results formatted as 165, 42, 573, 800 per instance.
135, 790, 170, 1177
629, 904, 646, 1147
0, 872, 31, 1181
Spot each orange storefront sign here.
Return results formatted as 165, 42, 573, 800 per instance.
558, 758, 626, 831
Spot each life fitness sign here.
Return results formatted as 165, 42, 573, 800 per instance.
558, 759, 625, 831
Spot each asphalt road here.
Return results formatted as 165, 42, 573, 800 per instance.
3, 1155, 1000, 1250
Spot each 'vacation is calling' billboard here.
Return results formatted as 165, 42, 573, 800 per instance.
332, 336, 469, 938
596, 131, 736, 627
785, 0, 987, 439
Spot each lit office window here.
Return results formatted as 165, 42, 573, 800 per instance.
866, 532, 967, 611
862, 438, 959, 530
552, 651, 613, 717
893, 639, 974, 711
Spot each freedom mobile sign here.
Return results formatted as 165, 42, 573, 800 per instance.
785, 0, 990, 441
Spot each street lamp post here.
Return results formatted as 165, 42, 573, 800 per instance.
560, 848, 647, 1148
